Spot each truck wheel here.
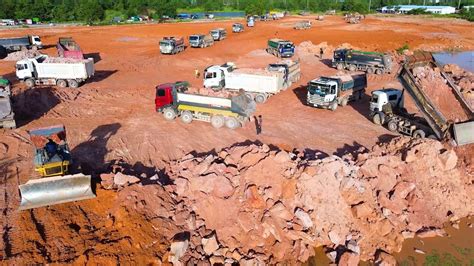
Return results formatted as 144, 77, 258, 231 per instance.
225, 117, 240, 129
427, 134, 437, 140
25, 79, 35, 88
387, 119, 398, 132
372, 112, 384, 125
340, 97, 349, 106
330, 101, 338, 111
375, 69, 384, 75
163, 108, 177, 121
57, 79, 68, 88
181, 111, 193, 124
255, 94, 267, 104
68, 79, 79, 88
336, 63, 344, 70
366, 68, 374, 74
211, 115, 225, 128
348, 64, 357, 72
413, 129, 426, 138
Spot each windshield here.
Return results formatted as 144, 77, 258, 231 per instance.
34, 37, 41, 42
204, 72, 216, 79
371, 94, 379, 103
189, 36, 199, 41
283, 43, 294, 49
308, 83, 331, 95
159, 41, 171, 46
16, 64, 26, 70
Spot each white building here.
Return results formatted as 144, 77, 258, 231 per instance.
379, 5, 456, 14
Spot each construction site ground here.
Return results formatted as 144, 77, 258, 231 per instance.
0, 15, 473, 264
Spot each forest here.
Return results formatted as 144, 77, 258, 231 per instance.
0, 0, 472, 23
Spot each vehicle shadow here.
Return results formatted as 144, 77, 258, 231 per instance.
12, 87, 60, 128
320, 58, 333, 68
88, 70, 118, 83
71, 123, 121, 176
349, 91, 373, 119
333, 141, 369, 158
292, 85, 308, 105
84, 52, 101, 63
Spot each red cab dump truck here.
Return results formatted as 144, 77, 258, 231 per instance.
57, 37, 84, 59
155, 81, 256, 129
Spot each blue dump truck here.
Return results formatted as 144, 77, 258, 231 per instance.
266, 38, 295, 58
0, 35, 42, 52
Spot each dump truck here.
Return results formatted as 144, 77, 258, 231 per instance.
307, 74, 367, 111
232, 23, 244, 33
189, 34, 214, 48
370, 52, 474, 145
203, 62, 294, 103
0, 77, 15, 129
160, 36, 185, 54
210, 28, 227, 41
155, 81, 256, 129
294, 20, 312, 30
16, 55, 95, 88
0, 35, 42, 51
18, 125, 96, 210
332, 49, 392, 75
266, 39, 295, 58
57, 37, 84, 59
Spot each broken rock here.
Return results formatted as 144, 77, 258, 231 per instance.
202, 234, 219, 255
114, 172, 140, 186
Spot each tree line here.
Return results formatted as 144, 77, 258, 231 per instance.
0, 0, 472, 23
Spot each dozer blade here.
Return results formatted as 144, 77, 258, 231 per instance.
19, 174, 96, 210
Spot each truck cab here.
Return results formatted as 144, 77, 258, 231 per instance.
307, 78, 338, 107
232, 23, 244, 33
189, 35, 204, 48
16, 57, 37, 80
247, 17, 255, 27
370, 89, 403, 113
210, 29, 227, 41
31, 35, 43, 48
277, 42, 295, 57
203, 63, 234, 89
155, 81, 188, 111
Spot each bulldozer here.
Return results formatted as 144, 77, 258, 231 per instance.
18, 125, 96, 210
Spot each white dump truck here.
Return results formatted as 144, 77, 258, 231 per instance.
159, 36, 185, 54
210, 28, 227, 41
16, 55, 95, 88
203, 62, 291, 103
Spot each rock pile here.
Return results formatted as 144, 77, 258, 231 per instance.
3, 49, 43, 61
443, 64, 474, 109
100, 137, 473, 265
412, 65, 469, 121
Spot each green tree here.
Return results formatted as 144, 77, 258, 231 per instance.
76, 0, 105, 23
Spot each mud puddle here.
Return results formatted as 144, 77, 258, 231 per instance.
434, 51, 474, 72
394, 216, 474, 265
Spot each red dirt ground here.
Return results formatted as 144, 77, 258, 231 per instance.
0, 14, 473, 263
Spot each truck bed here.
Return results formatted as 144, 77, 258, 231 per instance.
36, 57, 94, 79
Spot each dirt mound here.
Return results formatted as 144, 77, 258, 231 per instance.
412, 65, 470, 121
6, 137, 471, 264
443, 64, 474, 109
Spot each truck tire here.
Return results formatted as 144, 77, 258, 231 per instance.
340, 97, 348, 106
366, 67, 374, 74
68, 79, 79, 88
255, 93, 267, 104
163, 108, 177, 121
372, 112, 385, 125
181, 111, 193, 124
427, 134, 437, 140
413, 129, 425, 138
348, 64, 357, 72
225, 117, 240, 129
387, 119, 398, 132
211, 115, 225, 128
57, 79, 68, 88
25, 78, 35, 88
336, 63, 344, 70
375, 69, 384, 75
330, 101, 338, 111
